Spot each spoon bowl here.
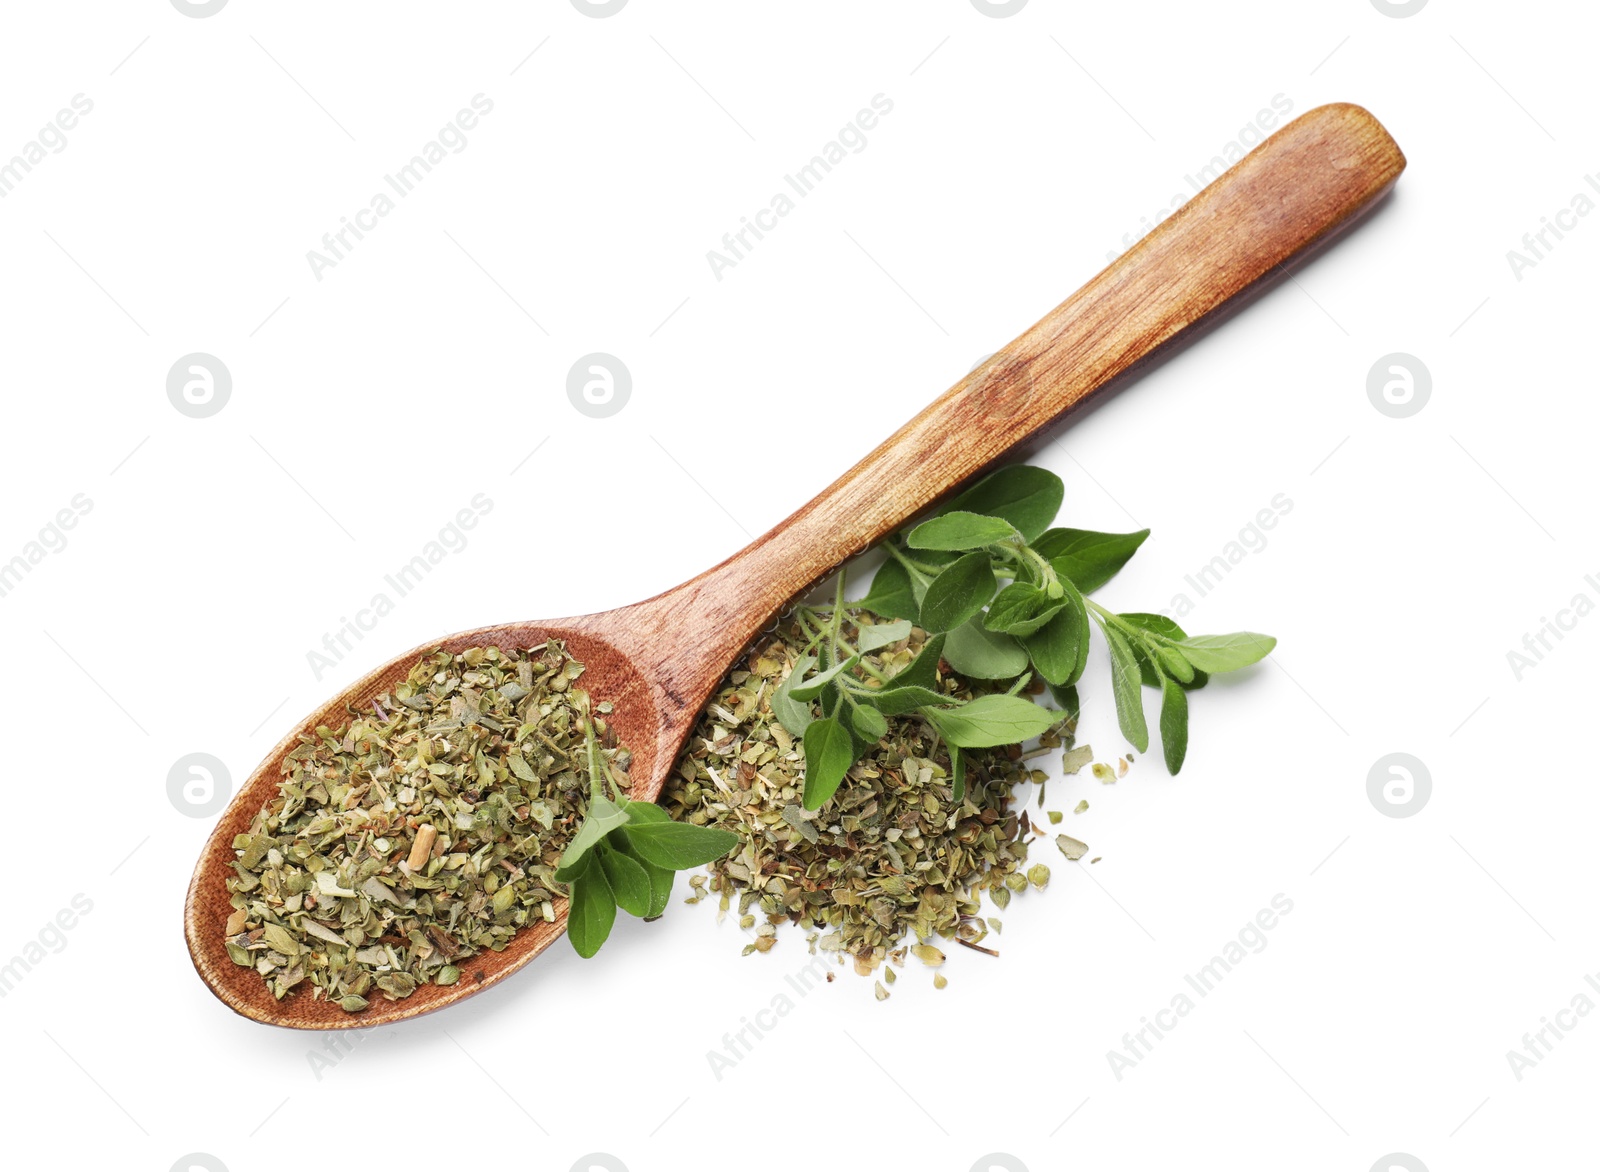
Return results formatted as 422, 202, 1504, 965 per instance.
186, 620, 653, 1028
185, 102, 1406, 1028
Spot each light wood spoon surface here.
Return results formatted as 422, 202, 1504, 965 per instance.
186, 102, 1405, 1029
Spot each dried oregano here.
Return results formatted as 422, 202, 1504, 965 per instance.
665, 608, 1072, 979
224, 642, 621, 1011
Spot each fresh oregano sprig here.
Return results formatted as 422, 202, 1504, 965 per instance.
774, 570, 1059, 810
555, 718, 737, 957
783, 463, 1274, 804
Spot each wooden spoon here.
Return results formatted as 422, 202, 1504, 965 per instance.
186, 102, 1404, 1029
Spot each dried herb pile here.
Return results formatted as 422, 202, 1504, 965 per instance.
224, 642, 623, 1012
665, 609, 1068, 986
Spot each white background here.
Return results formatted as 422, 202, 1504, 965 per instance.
0, 2, 1591, 1170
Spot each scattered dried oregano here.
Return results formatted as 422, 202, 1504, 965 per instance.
1062, 745, 1094, 774
224, 642, 625, 1011
665, 608, 1071, 981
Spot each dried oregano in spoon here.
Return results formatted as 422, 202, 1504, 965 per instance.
223, 642, 631, 1011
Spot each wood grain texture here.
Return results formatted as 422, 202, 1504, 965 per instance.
185, 102, 1405, 1029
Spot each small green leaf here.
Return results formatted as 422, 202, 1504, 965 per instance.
851, 703, 889, 742
1046, 681, 1080, 724
1175, 633, 1277, 674
788, 655, 861, 701
553, 849, 592, 886
939, 466, 1064, 542
616, 806, 675, 918
883, 631, 946, 692
1119, 612, 1186, 641
1119, 613, 1209, 690
854, 559, 918, 623
951, 744, 967, 803
1022, 586, 1089, 686
597, 843, 652, 918
623, 800, 671, 824
857, 618, 913, 652
926, 694, 1058, 748
944, 618, 1029, 679
624, 821, 741, 871
1159, 675, 1189, 775
1154, 644, 1195, 684
772, 653, 817, 737
905, 560, 936, 606
1099, 620, 1150, 753
567, 867, 617, 958
1036, 529, 1150, 592
868, 683, 956, 716
638, 857, 674, 918
642, 864, 674, 918
554, 795, 630, 881
908, 511, 1019, 552
801, 717, 856, 810
918, 552, 997, 632
984, 583, 1067, 637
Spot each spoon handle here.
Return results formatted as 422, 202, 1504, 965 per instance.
652, 103, 1403, 688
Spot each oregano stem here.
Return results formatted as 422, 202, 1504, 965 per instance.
887, 543, 941, 577
1086, 598, 1140, 640
582, 718, 612, 804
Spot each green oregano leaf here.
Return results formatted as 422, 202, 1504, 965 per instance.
623, 821, 740, 871
623, 800, 671, 825
945, 617, 1029, 679
904, 559, 936, 606
1119, 613, 1209, 690
1035, 528, 1151, 592
925, 694, 1059, 748
1100, 619, 1150, 753
1047, 681, 1081, 724
918, 551, 997, 632
868, 683, 956, 716
597, 843, 652, 919
884, 631, 946, 692
567, 866, 617, 958
801, 716, 855, 810
1119, 612, 1185, 640
616, 804, 677, 918
1175, 633, 1278, 674
938, 466, 1064, 542
788, 655, 861, 701
1154, 643, 1195, 684
1159, 675, 1189, 775
611, 816, 675, 920
851, 703, 889, 742
1022, 583, 1090, 686
640, 861, 674, 919
984, 583, 1067, 637
854, 559, 918, 623
908, 511, 1020, 551
554, 794, 630, 882
858, 618, 913, 652
772, 653, 818, 737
